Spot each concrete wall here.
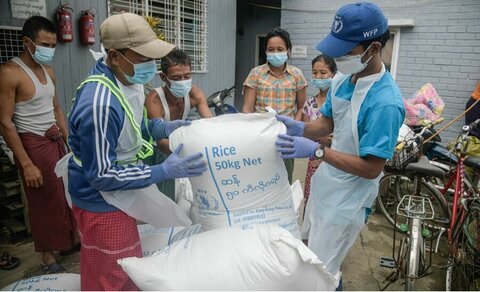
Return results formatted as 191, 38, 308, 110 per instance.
1, 0, 236, 115
282, 0, 480, 141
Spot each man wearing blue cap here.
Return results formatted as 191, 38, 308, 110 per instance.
276, 1, 405, 280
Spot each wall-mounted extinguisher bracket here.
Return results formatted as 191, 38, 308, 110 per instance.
80, 9, 96, 46
57, 4, 74, 43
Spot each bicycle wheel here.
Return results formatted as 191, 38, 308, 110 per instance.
451, 202, 480, 290
405, 218, 424, 291
377, 173, 450, 237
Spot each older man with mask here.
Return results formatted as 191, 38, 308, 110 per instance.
67, 13, 206, 290
275, 2, 405, 287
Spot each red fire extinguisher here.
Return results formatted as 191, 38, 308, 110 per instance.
56, 4, 74, 43
80, 9, 95, 46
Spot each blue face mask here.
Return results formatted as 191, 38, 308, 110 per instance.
266, 52, 288, 67
120, 52, 157, 84
311, 78, 332, 91
167, 78, 192, 98
26, 38, 55, 64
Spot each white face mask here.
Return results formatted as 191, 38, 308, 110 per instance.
334, 44, 374, 75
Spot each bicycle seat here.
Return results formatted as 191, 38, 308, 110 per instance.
464, 156, 480, 169
405, 155, 445, 179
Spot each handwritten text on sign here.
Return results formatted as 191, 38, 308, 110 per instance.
11, 0, 47, 20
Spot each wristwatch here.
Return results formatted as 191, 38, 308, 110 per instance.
314, 143, 326, 159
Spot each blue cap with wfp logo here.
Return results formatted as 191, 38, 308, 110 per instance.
316, 2, 388, 58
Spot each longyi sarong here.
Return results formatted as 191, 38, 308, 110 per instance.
17, 125, 76, 252
73, 206, 141, 291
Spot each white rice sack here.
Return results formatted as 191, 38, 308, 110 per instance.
119, 224, 339, 291
1, 274, 80, 291
138, 223, 202, 257
169, 112, 299, 236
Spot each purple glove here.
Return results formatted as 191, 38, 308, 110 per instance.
276, 115, 305, 137
161, 143, 207, 179
165, 120, 192, 137
275, 134, 318, 159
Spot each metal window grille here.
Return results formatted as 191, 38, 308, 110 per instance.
108, 0, 208, 73
0, 26, 23, 65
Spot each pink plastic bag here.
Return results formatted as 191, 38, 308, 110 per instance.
404, 83, 444, 126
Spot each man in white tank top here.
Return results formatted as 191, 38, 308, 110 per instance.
144, 49, 212, 199
0, 16, 77, 273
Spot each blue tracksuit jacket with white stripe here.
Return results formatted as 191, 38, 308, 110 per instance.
68, 59, 168, 212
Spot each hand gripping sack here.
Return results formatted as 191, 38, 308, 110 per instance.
118, 224, 340, 290
169, 112, 300, 236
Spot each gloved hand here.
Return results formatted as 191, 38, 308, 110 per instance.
165, 120, 192, 137
276, 115, 305, 137
275, 134, 318, 159
161, 143, 207, 179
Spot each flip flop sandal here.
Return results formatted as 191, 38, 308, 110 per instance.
0, 251, 20, 270
41, 262, 66, 274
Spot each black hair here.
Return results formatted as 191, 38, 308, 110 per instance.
160, 49, 191, 74
265, 27, 292, 51
359, 29, 391, 50
21, 15, 56, 40
311, 54, 337, 73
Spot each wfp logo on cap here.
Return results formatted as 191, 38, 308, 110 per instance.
332, 15, 343, 34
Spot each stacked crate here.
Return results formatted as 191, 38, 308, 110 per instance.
0, 149, 27, 243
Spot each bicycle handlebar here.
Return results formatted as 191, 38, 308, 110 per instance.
463, 118, 480, 133
396, 118, 444, 151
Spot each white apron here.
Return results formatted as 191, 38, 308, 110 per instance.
303, 64, 386, 275
55, 78, 191, 228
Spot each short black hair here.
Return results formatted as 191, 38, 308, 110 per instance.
359, 29, 391, 50
312, 54, 337, 73
21, 16, 56, 40
160, 49, 191, 74
265, 27, 292, 51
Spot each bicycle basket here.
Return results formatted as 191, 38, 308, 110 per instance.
385, 142, 419, 171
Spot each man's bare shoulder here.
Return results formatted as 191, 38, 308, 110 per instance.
0, 62, 22, 85
43, 64, 56, 79
189, 85, 207, 104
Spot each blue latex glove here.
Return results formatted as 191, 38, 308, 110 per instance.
275, 134, 318, 159
165, 120, 192, 137
161, 143, 207, 179
276, 115, 305, 137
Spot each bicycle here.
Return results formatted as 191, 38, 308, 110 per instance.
379, 119, 446, 290
377, 119, 450, 240
442, 119, 480, 291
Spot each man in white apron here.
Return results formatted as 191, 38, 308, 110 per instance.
276, 2, 405, 288
145, 49, 213, 200
67, 13, 207, 290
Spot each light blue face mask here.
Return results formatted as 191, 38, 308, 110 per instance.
26, 38, 55, 64
120, 52, 157, 84
266, 52, 288, 67
167, 78, 192, 98
311, 78, 332, 91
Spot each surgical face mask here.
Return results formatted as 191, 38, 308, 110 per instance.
311, 78, 332, 91
167, 78, 192, 98
26, 38, 55, 64
266, 52, 288, 67
120, 52, 157, 84
334, 44, 374, 75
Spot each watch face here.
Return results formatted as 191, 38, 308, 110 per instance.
315, 148, 324, 159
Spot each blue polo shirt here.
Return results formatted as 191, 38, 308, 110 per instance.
321, 71, 405, 159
